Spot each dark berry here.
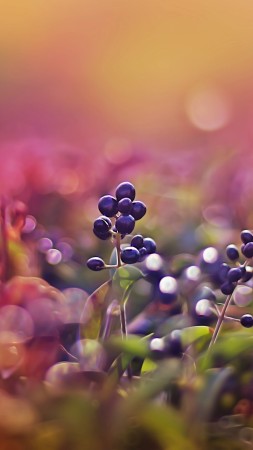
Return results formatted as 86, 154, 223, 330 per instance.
87, 257, 105, 271
115, 215, 135, 234
143, 237, 156, 254
115, 182, 135, 201
121, 246, 140, 264
118, 197, 132, 214
226, 244, 239, 261
227, 267, 243, 283
240, 314, 253, 328
164, 333, 183, 357
219, 263, 230, 282
220, 281, 235, 295
93, 216, 112, 233
241, 230, 253, 244
131, 234, 144, 249
98, 195, 118, 217
242, 242, 253, 259
93, 228, 111, 240
241, 267, 253, 282
131, 201, 147, 220
158, 276, 178, 304
138, 247, 148, 261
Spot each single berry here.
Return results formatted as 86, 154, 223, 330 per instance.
242, 242, 253, 259
115, 215, 135, 234
118, 197, 132, 214
164, 333, 183, 358
93, 228, 111, 240
159, 276, 178, 304
98, 195, 118, 217
93, 216, 112, 233
241, 230, 253, 244
240, 314, 253, 328
131, 201, 147, 220
131, 234, 144, 249
115, 182, 135, 201
226, 244, 239, 261
121, 246, 140, 264
227, 267, 243, 283
219, 263, 230, 282
87, 257, 105, 271
143, 237, 156, 254
220, 281, 235, 295
138, 247, 148, 261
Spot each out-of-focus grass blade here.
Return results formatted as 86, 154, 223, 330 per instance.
80, 279, 112, 339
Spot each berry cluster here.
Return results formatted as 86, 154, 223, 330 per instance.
219, 229, 253, 328
87, 182, 156, 270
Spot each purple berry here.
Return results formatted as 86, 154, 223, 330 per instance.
115, 215, 135, 234
242, 242, 253, 259
121, 246, 140, 264
98, 195, 118, 217
131, 234, 144, 249
115, 182, 135, 201
241, 267, 253, 282
240, 314, 253, 328
93, 216, 112, 233
227, 267, 243, 283
220, 281, 235, 295
138, 246, 148, 261
131, 201, 147, 220
219, 263, 230, 282
143, 237, 156, 254
118, 197, 132, 214
87, 257, 105, 271
226, 244, 239, 261
241, 230, 253, 244
93, 228, 111, 240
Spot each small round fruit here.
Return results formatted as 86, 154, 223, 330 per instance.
131, 201, 147, 220
121, 246, 140, 264
115, 182, 135, 201
227, 267, 243, 283
242, 242, 253, 259
98, 195, 118, 217
115, 215, 135, 234
143, 237, 156, 254
118, 197, 132, 214
226, 244, 239, 261
240, 314, 253, 328
131, 234, 144, 249
87, 257, 105, 271
219, 263, 230, 282
93, 228, 111, 240
241, 230, 253, 244
220, 282, 235, 295
241, 267, 253, 282
138, 247, 148, 261
93, 216, 112, 233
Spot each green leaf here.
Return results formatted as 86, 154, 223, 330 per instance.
141, 358, 158, 373
112, 265, 144, 305
195, 366, 235, 422
198, 332, 253, 371
178, 325, 212, 347
107, 335, 150, 358
80, 279, 112, 339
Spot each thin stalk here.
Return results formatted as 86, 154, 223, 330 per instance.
120, 301, 133, 380
208, 260, 248, 350
115, 232, 122, 268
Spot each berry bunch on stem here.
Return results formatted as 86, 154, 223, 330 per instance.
87, 182, 156, 271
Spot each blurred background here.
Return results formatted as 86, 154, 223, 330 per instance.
1, 0, 253, 287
